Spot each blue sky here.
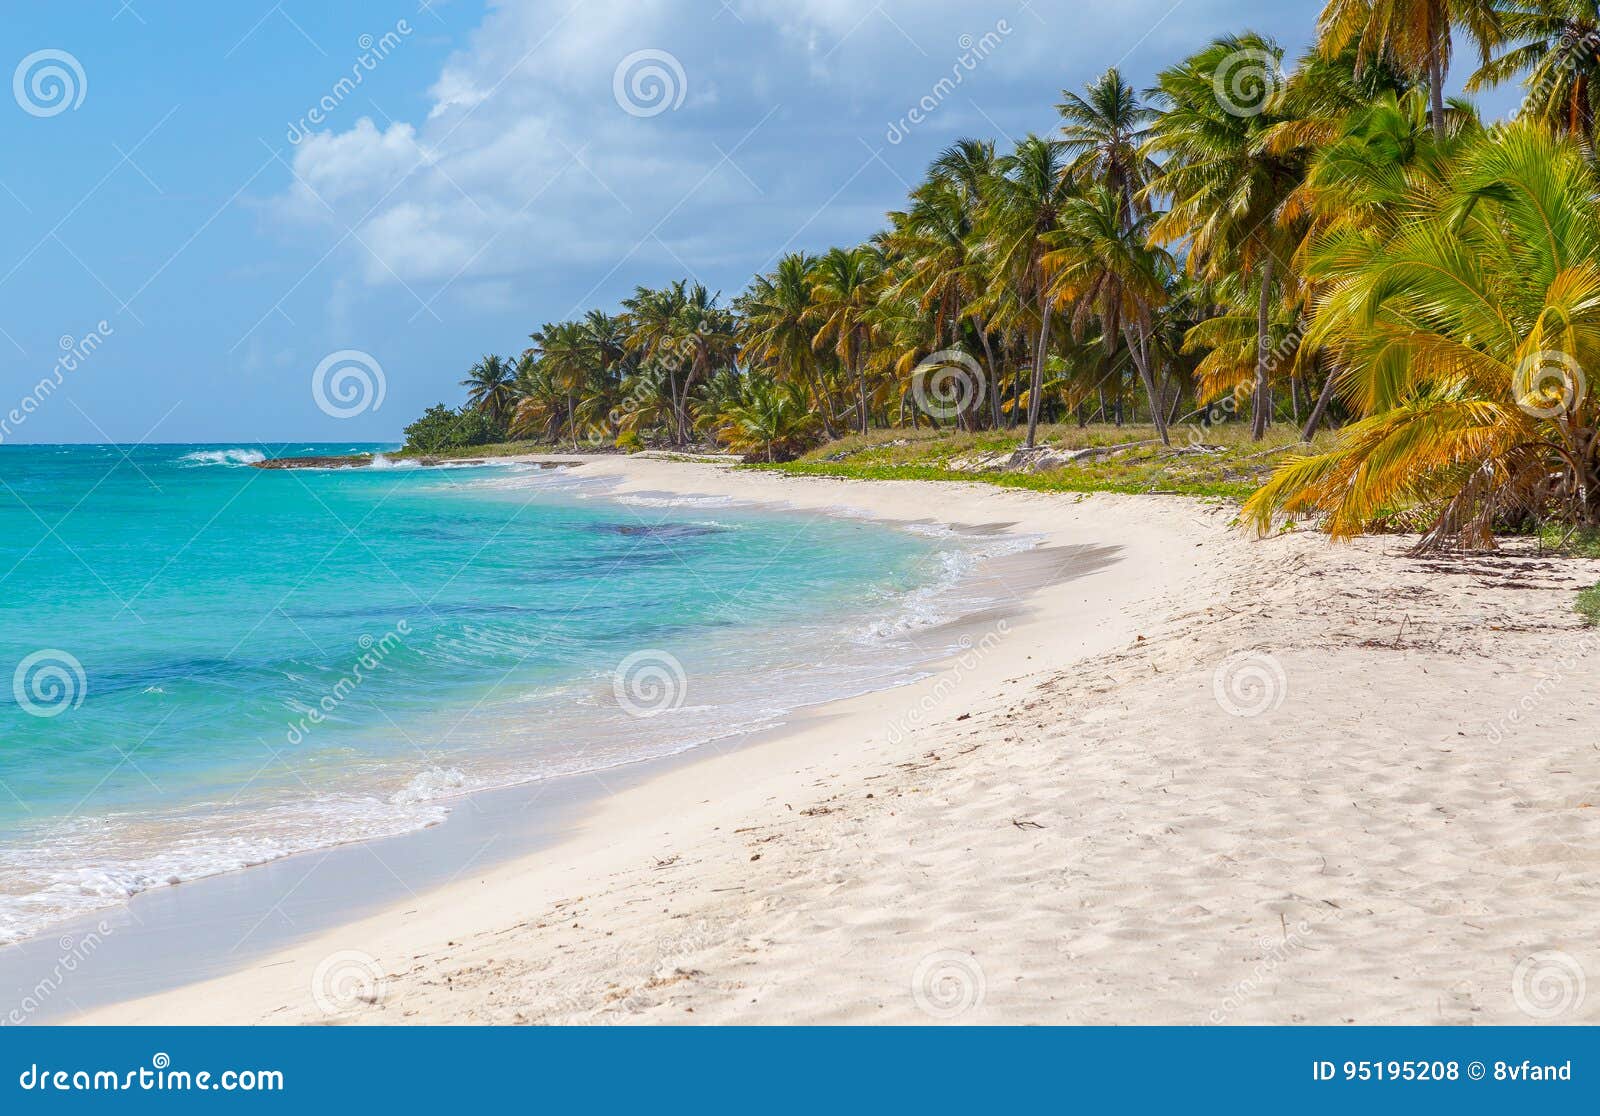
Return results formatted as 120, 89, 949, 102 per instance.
0, 1, 1506, 443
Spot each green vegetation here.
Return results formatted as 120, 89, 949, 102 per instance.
761, 423, 1314, 499
401, 1, 1600, 552
1539, 525, 1600, 559
1577, 582, 1600, 626
399, 404, 500, 454
391, 437, 553, 461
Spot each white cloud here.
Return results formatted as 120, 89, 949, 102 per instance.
266, 0, 1306, 305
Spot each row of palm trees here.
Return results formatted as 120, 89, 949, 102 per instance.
435, 0, 1600, 548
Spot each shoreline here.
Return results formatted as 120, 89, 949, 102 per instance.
0, 449, 1020, 958
64, 455, 1196, 1024
65, 457, 1600, 1025
1, 457, 1049, 1020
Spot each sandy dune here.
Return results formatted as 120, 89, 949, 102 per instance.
78, 457, 1600, 1025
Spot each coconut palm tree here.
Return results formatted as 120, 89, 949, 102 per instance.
670, 283, 738, 446
1468, 0, 1600, 143
978, 135, 1076, 447
810, 246, 885, 435
714, 377, 822, 462
1248, 121, 1600, 548
460, 354, 517, 432
1057, 67, 1160, 211
1146, 34, 1308, 439
1317, 0, 1499, 137
508, 351, 565, 442
925, 140, 1008, 426
1045, 185, 1177, 443
883, 180, 1001, 428
621, 282, 690, 442
738, 253, 839, 437
530, 321, 594, 448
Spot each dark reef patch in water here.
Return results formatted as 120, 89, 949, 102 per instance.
588, 522, 726, 541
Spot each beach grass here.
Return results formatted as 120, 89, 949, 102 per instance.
1577, 582, 1600, 626
760, 422, 1328, 501
392, 439, 561, 461
1539, 525, 1600, 559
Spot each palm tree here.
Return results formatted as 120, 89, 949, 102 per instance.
1249, 122, 1600, 548
714, 377, 822, 462
810, 246, 884, 435
1057, 67, 1159, 210
930, 137, 999, 201
621, 282, 689, 443
530, 321, 593, 448
925, 140, 1007, 427
1317, 0, 1499, 137
671, 283, 738, 446
884, 180, 998, 428
1468, 0, 1600, 143
979, 135, 1076, 447
1146, 34, 1307, 439
1045, 185, 1177, 443
739, 253, 839, 437
508, 351, 564, 441
460, 354, 517, 432
613, 362, 677, 444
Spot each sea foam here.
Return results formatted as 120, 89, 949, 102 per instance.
178, 448, 266, 467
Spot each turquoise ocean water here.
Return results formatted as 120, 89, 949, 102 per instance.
0, 445, 1012, 942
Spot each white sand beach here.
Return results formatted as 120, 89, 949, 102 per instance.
77, 457, 1600, 1025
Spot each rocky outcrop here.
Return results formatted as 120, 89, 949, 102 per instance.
946, 439, 1166, 474
250, 454, 374, 469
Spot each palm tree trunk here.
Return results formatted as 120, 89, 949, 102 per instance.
1252, 255, 1275, 440
976, 317, 1001, 431
567, 393, 577, 450
677, 351, 708, 446
1427, 24, 1447, 139
1007, 331, 1022, 428
1126, 324, 1169, 446
806, 369, 837, 439
1025, 309, 1052, 449
1301, 351, 1338, 441
667, 368, 681, 446
854, 361, 869, 435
